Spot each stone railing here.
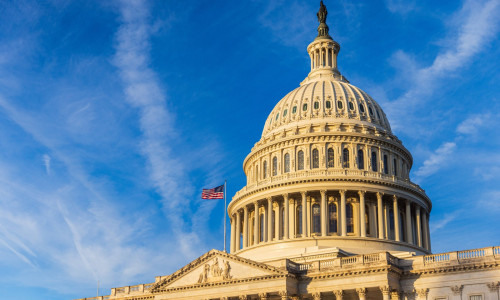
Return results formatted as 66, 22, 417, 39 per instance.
110, 283, 154, 296
235, 169, 425, 199
286, 252, 397, 273
75, 297, 109, 300
422, 246, 499, 266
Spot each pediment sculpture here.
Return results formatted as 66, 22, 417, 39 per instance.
198, 257, 232, 283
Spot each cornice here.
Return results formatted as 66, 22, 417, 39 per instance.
403, 261, 500, 278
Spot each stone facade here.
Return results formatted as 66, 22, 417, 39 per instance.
76, 2, 500, 300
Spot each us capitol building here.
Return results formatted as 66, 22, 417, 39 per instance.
77, 2, 500, 300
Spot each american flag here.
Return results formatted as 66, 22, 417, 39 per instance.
201, 184, 224, 199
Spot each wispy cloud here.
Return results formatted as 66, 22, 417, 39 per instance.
414, 142, 456, 179
42, 154, 51, 175
113, 0, 200, 257
430, 210, 462, 233
385, 0, 500, 131
456, 113, 492, 135
385, 0, 417, 15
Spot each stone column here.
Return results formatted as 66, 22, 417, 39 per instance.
312, 292, 322, 300
243, 206, 248, 248
284, 194, 290, 239
356, 288, 367, 300
275, 201, 281, 240
359, 191, 366, 237
422, 211, 429, 250
235, 211, 241, 251
416, 206, 422, 247
321, 190, 327, 236
340, 190, 347, 236
426, 213, 432, 250
334, 290, 344, 300
405, 201, 413, 244
393, 195, 400, 241
230, 215, 235, 253
254, 202, 259, 245
239, 296, 249, 300
290, 198, 295, 238
259, 292, 269, 300
306, 196, 311, 236
380, 286, 391, 300
267, 197, 273, 242
377, 193, 384, 239
301, 192, 307, 237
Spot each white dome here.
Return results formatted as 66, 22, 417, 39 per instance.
262, 79, 392, 139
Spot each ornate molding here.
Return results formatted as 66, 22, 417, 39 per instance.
416, 288, 429, 298
239, 296, 249, 300
333, 290, 344, 299
312, 292, 322, 300
279, 290, 289, 300
259, 292, 269, 300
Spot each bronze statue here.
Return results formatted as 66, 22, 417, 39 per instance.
317, 0, 328, 24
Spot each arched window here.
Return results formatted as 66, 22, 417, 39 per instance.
358, 149, 364, 170
393, 158, 398, 176
346, 204, 354, 233
342, 148, 350, 168
312, 149, 319, 169
280, 207, 285, 239
263, 161, 267, 179
296, 205, 303, 235
371, 151, 378, 172
259, 213, 265, 242
328, 203, 337, 233
298, 150, 304, 170
272, 156, 278, 176
365, 205, 370, 235
312, 203, 321, 234
327, 148, 334, 168
284, 153, 290, 173
383, 154, 389, 174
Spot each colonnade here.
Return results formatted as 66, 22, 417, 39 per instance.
202, 286, 423, 300
230, 190, 431, 253
310, 44, 338, 70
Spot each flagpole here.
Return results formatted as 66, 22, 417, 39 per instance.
223, 180, 227, 252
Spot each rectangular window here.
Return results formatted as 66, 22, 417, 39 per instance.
470, 295, 482, 300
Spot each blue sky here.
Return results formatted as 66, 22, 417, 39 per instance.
0, 0, 499, 299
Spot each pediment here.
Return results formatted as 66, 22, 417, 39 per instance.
151, 249, 286, 292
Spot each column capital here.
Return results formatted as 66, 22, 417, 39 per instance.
380, 286, 391, 295
300, 191, 307, 197
312, 292, 321, 300
258, 292, 269, 300
339, 189, 346, 195
376, 192, 384, 200
278, 290, 289, 299
416, 288, 429, 297
282, 193, 289, 200
356, 288, 367, 296
243, 205, 248, 212
487, 282, 500, 292
390, 290, 401, 300
239, 296, 249, 300
393, 194, 398, 201
405, 199, 411, 205
333, 290, 344, 298
358, 190, 366, 197
320, 189, 327, 195
451, 285, 463, 295
267, 196, 272, 202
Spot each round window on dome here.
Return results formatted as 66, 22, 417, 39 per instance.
359, 104, 365, 113
283, 109, 288, 117
303, 103, 308, 111
314, 101, 319, 109
337, 101, 343, 109
275, 113, 279, 121
368, 106, 374, 116
349, 102, 354, 110
292, 106, 297, 114
326, 101, 331, 109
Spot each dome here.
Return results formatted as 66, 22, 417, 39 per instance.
228, 1, 431, 263
262, 79, 392, 139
